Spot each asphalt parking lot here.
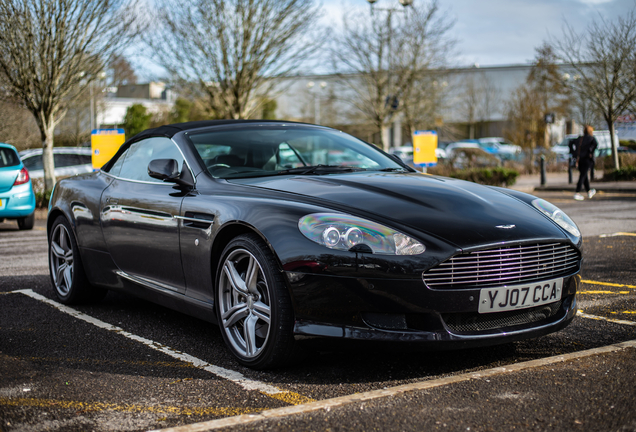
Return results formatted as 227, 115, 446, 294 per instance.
1, 190, 635, 432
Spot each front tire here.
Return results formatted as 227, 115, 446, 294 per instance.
17, 212, 34, 230
216, 234, 295, 369
48, 216, 107, 304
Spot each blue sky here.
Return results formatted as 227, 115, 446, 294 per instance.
321, 0, 636, 67
133, 0, 635, 79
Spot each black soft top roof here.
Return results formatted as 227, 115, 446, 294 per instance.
129, 120, 310, 142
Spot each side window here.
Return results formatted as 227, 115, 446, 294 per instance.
54, 154, 80, 168
78, 154, 92, 165
22, 154, 43, 171
114, 137, 184, 183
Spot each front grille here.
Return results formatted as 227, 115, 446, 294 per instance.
423, 243, 580, 289
443, 300, 563, 333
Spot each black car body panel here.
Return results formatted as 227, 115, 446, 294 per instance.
47, 121, 582, 362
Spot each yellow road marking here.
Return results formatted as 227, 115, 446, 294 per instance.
578, 290, 623, 295
611, 311, 636, 315
266, 392, 315, 405
581, 280, 636, 290
577, 310, 636, 327
599, 232, 636, 238
0, 397, 263, 417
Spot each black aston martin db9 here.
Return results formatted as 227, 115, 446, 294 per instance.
48, 120, 582, 369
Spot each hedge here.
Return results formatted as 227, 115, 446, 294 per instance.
449, 167, 519, 187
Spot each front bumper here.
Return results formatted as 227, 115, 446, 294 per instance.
0, 182, 36, 218
288, 272, 580, 346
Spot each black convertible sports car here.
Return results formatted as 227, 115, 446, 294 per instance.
48, 120, 582, 369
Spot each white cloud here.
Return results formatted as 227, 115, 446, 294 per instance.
322, 0, 635, 67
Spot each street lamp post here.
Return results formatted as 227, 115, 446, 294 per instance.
365, 0, 413, 149
307, 81, 327, 124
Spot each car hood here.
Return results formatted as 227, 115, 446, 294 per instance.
229, 172, 568, 249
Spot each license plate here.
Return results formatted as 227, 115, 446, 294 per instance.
478, 278, 563, 314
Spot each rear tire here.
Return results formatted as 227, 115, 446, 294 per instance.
216, 233, 296, 369
17, 212, 34, 230
48, 215, 107, 304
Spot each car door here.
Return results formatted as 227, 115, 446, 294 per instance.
100, 137, 187, 293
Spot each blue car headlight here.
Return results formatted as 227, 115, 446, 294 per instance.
298, 213, 425, 255
532, 199, 581, 239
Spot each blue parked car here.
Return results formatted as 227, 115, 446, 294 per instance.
0, 143, 36, 230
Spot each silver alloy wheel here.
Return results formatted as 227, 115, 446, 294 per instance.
218, 248, 272, 359
50, 224, 74, 296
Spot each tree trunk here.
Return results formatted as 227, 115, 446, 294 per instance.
42, 122, 57, 191
380, 124, 391, 152
608, 120, 620, 171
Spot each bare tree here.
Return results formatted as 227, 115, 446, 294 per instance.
0, 101, 40, 150
476, 74, 501, 130
550, 8, 636, 170
458, 73, 480, 140
0, 0, 142, 190
401, 73, 450, 138
110, 55, 138, 86
506, 45, 571, 170
332, 1, 454, 151
455, 70, 502, 140
147, 0, 322, 120
506, 83, 543, 152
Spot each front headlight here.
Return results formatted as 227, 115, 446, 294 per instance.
532, 199, 581, 238
298, 213, 425, 255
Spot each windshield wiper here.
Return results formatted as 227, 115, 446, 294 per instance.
277, 165, 366, 175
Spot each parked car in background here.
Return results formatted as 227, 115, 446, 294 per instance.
19, 147, 93, 179
390, 145, 414, 162
596, 146, 636, 157
444, 140, 481, 156
447, 146, 501, 170
0, 143, 36, 229
477, 137, 522, 161
554, 131, 620, 161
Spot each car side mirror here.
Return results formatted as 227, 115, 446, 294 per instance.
148, 159, 179, 181
148, 159, 195, 189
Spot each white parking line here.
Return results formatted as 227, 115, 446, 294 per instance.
10, 289, 284, 395
149, 339, 636, 432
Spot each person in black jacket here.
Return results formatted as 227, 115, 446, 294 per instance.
574, 125, 598, 200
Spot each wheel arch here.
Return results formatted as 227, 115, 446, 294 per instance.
210, 221, 287, 293
47, 207, 72, 239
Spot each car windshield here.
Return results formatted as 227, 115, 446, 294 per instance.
0, 148, 20, 168
188, 126, 406, 179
